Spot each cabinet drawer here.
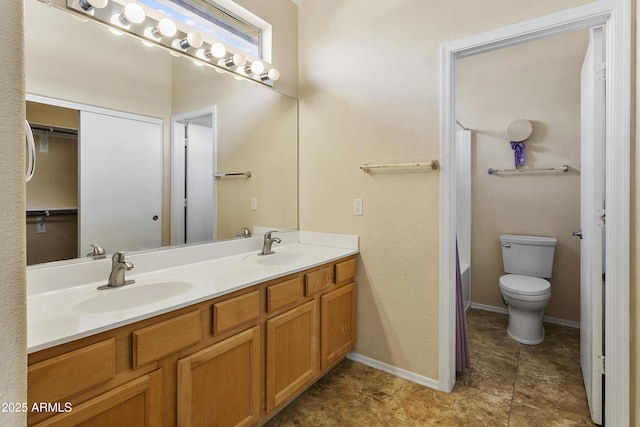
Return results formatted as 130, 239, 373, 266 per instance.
133, 310, 201, 368
213, 290, 260, 335
267, 277, 304, 313
29, 338, 116, 404
304, 266, 333, 296
335, 258, 356, 284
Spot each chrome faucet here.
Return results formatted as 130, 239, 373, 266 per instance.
86, 243, 106, 259
258, 231, 281, 256
98, 251, 135, 290
236, 227, 252, 238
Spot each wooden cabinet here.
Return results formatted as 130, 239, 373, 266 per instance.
133, 310, 201, 368
177, 327, 260, 427
34, 370, 162, 426
266, 300, 318, 412
321, 283, 356, 369
28, 256, 356, 427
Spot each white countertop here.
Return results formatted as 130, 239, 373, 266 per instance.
27, 231, 358, 354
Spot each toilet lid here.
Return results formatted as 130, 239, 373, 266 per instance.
500, 275, 550, 296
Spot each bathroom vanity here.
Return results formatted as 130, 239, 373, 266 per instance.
26, 232, 357, 426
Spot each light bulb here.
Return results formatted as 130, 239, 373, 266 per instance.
79, 0, 108, 11
196, 43, 226, 61
111, 4, 145, 29
261, 68, 280, 82
250, 61, 264, 74
173, 31, 203, 50
157, 18, 177, 37
145, 18, 176, 40
186, 32, 203, 48
215, 59, 228, 73
211, 43, 226, 59
224, 52, 246, 68
123, 3, 145, 24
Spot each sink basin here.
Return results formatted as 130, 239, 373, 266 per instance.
73, 280, 192, 313
255, 252, 309, 266
244, 250, 320, 266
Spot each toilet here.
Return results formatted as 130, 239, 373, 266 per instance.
498, 234, 556, 345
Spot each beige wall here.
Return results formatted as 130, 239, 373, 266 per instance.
24, 1, 172, 119
0, 1, 27, 425
298, 0, 595, 381
170, 0, 299, 239
458, 31, 587, 322
171, 57, 298, 239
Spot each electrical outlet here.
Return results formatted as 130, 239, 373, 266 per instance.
353, 198, 363, 216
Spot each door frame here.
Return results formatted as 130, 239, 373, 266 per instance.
438, 1, 630, 425
170, 106, 217, 245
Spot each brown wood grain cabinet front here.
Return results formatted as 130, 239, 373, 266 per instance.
266, 300, 318, 412
321, 283, 356, 369
27, 255, 356, 426
178, 327, 261, 427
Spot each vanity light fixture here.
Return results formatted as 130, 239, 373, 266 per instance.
78, 0, 108, 12
172, 31, 204, 50
63, 0, 282, 88
111, 3, 145, 28
144, 18, 178, 40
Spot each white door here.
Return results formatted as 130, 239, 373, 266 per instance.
579, 26, 605, 425
79, 110, 163, 255
185, 123, 215, 243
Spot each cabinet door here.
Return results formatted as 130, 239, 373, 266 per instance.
266, 300, 318, 412
33, 370, 162, 426
177, 327, 260, 427
321, 283, 356, 369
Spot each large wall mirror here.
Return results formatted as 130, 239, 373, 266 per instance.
25, 0, 298, 267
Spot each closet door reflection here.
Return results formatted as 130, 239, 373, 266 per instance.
79, 111, 162, 255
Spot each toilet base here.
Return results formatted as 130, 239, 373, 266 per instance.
506, 304, 546, 345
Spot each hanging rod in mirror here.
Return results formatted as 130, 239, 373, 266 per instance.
214, 171, 252, 178
360, 161, 439, 173
26, 208, 78, 217
487, 165, 569, 175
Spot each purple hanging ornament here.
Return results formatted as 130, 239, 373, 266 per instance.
510, 141, 525, 168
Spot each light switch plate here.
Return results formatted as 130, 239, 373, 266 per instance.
353, 199, 363, 216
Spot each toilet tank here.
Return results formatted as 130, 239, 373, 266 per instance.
500, 235, 557, 278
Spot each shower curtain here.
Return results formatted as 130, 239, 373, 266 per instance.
456, 240, 471, 371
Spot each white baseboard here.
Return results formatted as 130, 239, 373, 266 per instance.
346, 352, 441, 391
469, 302, 580, 329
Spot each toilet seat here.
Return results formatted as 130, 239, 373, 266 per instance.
499, 274, 550, 296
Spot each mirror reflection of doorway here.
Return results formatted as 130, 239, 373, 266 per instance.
171, 108, 217, 245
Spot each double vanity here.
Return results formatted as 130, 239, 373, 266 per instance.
27, 231, 358, 426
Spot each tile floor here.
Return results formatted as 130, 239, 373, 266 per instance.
265, 309, 596, 426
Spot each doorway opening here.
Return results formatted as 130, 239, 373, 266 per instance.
439, 1, 630, 425
171, 107, 217, 245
